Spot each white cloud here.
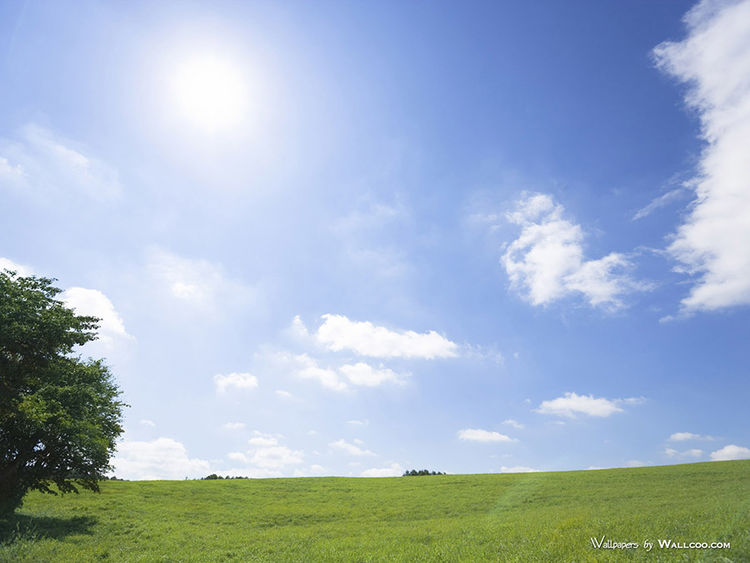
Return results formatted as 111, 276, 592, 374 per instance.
458, 429, 516, 443
632, 187, 690, 220
60, 287, 133, 345
227, 451, 248, 463
346, 420, 367, 426
502, 419, 525, 429
669, 432, 715, 441
626, 460, 645, 468
139, 419, 156, 428
249, 445, 304, 469
499, 466, 539, 473
0, 257, 33, 277
665, 447, 703, 458
654, 0, 750, 312
0, 123, 120, 202
248, 431, 279, 447
275, 390, 294, 399
291, 353, 348, 391
111, 437, 211, 480
330, 439, 376, 456
361, 462, 403, 477
316, 314, 458, 359
223, 422, 245, 431
535, 392, 638, 418
288, 315, 311, 340
225, 434, 304, 472
213, 372, 258, 393
710, 444, 750, 461
339, 362, 406, 387
147, 248, 256, 312
502, 193, 646, 309
293, 464, 328, 477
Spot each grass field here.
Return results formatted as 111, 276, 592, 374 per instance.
1, 460, 748, 562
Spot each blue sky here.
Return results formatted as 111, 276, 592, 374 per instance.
1, 0, 749, 479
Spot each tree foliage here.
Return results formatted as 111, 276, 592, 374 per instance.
0, 270, 126, 516
402, 469, 445, 476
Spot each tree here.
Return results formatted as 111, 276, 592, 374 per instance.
0, 270, 126, 516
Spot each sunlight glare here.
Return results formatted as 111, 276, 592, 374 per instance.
172, 55, 247, 131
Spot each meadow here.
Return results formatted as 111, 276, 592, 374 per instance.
1, 460, 748, 562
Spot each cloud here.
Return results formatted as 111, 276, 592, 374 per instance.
458, 429, 516, 443
139, 419, 156, 428
223, 422, 245, 431
665, 447, 703, 458
147, 248, 256, 312
710, 444, 750, 461
111, 437, 211, 480
625, 460, 645, 468
361, 462, 403, 477
249, 445, 304, 468
502, 419, 525, 429
346, 420, 367, 426
291, 353, 348, 391
669, 432, 715, 441
0, 257, 33, 277
535, 392, 640, 418
60, 287, 133, 345
632, 187, 690, 220
339, 362, 407, 387
499, 466, 539, 473
316, 314, 458, 359
0, 123, 120, 202
248, 431, 279, 447
225, 434, 304, 472
213, 372, 258, 393
330, 439, 376, 456
275, 390, 294, 399
654, 0, 750, 312
502, 193, 646, 309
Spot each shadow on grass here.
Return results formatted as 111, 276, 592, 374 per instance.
0, 513, 96, 545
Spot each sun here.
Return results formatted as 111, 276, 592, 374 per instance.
172, 55, 248, 131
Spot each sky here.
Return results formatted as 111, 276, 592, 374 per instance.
1, 0, 749, 479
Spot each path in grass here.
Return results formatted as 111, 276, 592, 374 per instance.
1, 460, 748, 561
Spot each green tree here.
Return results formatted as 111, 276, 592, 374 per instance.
0, 270, 126, 516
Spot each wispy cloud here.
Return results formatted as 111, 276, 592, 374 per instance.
361, 462, 403, 477
502, 419, 525, 430
668, 432, 715, 442
458, 428, 516, 443
632, 187, 690, 221
213, 372, 258, 393
654, 0, 750, 312
147, 248, 257, 313
665, 447, 703, 458
0, 123, 120, 202
535, 392, 642, 418
329, 439, 376, 456
339, 362, 407, 387
499, 466, 539, 473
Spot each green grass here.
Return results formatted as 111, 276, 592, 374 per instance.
1, 460, 748, 562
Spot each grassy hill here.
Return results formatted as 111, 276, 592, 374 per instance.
1, 460, 748, 562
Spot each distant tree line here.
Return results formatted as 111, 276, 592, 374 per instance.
202, 474, 251, 480
402, 469, 445, 476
